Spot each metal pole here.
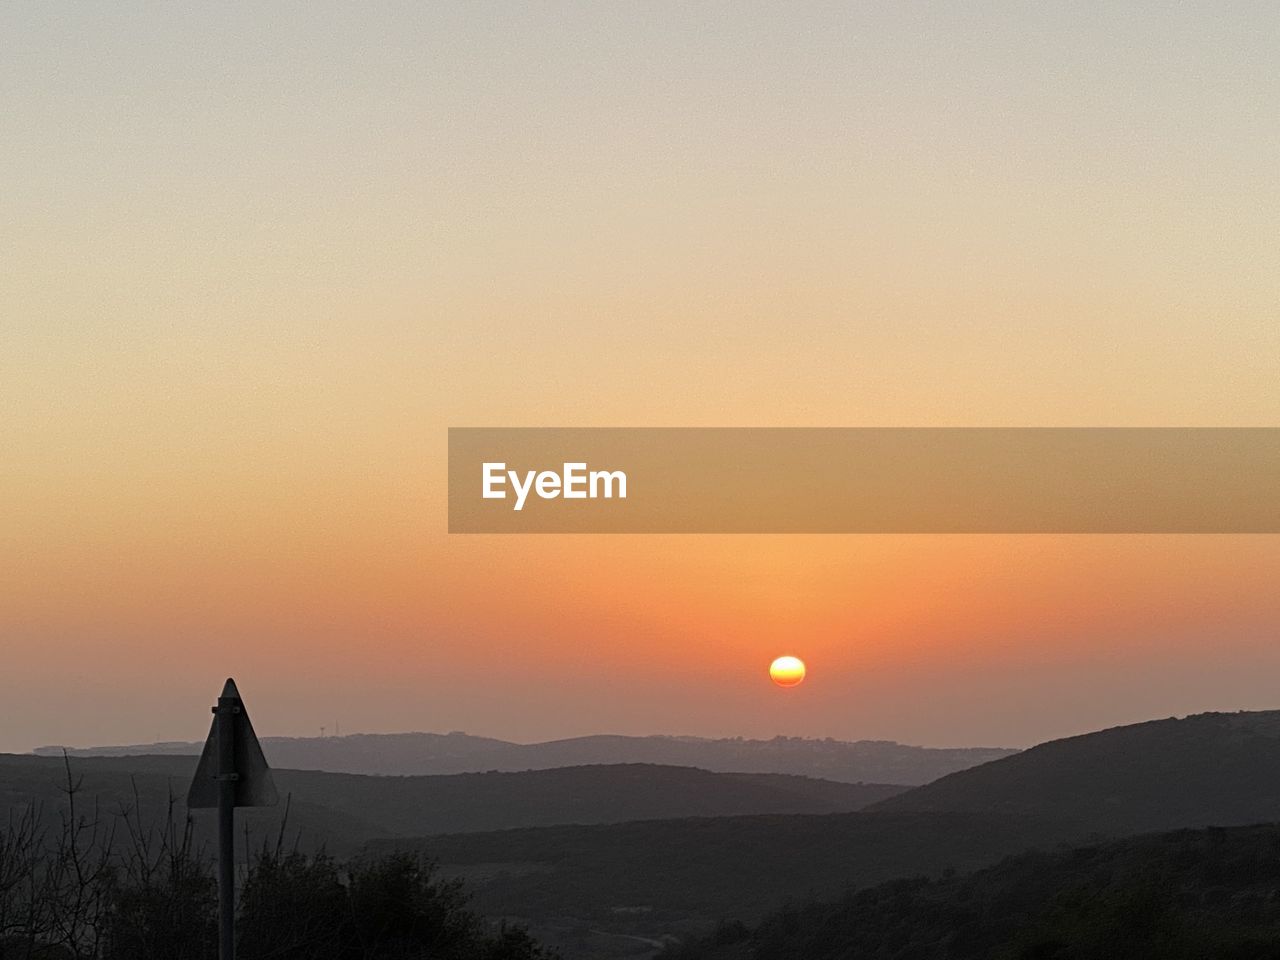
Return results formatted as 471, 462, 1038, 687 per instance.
215, 690, 239, 960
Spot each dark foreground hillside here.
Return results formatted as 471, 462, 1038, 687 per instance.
874, 710, 1280, 834
375, 811, 1084, 959
0, 754, 904, 856
662, 822, 1280, 960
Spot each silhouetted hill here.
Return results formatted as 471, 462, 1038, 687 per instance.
35, 732, 1015, 785
357, 710, 1280, 957
662, 822, 1280, 960
873, 710, 1280, 834
268, 765, 907, 834
373, 811, 1084, 958
21, 711, 1280, 958
0, 753, 905, 854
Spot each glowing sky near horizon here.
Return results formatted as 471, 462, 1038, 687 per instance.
3, 2, 1279, 753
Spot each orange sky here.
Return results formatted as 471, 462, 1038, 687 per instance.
3, 4, 1279, 752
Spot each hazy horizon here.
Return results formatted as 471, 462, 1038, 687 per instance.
18, 700, 1280, 757
29, 723, 1024, 754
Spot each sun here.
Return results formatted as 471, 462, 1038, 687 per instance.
769, 655, 806, 688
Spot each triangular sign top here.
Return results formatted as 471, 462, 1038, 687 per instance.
187, 677, 278, 809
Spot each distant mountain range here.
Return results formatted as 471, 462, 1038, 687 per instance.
33, 731, 1016, 785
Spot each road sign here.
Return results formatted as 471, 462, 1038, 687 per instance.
188, 678, 276, 960
187, 678, 278, 808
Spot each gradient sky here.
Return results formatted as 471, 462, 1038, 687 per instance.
3, 3, 1279, 753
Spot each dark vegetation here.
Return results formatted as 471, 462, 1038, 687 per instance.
38, 733, 1015, 786
660, 822, 1280, 960
0, 762, 556, 960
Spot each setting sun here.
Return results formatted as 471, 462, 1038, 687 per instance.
769, 656, 806, 688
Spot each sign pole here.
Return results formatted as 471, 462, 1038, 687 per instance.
189, 679, 275, 960
214, 687, 239, 960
